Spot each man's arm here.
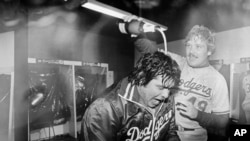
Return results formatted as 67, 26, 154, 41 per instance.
134, 37, 158, 53
134, 36, 185, 68
200, 75, 230, 136
196, 111, 229, 136
176, 101, 229, 136
124, 15, 184, 60
196, 111, 229, 129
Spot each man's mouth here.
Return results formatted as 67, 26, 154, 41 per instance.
188, 54, 197, 60
154, 98, 164, 104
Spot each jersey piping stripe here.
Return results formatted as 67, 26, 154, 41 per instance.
124, 83, 131, 98
128, 86, 135, 101
212, 110, 230, 114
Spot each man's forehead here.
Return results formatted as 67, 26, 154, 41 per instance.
187, 35, 206, 44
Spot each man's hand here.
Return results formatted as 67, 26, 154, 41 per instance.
122, 15, 144, 37
123, 15, 143, 23
176, 101, 198, 120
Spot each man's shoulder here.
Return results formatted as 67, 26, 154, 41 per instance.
85, 92, 123, 116
207, 66, 227, 81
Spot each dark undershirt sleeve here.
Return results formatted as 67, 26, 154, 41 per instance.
195, 111, 229, 136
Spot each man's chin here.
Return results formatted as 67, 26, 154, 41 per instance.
188, 62, 201, 68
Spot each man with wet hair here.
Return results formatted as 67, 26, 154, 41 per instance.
132, 24, 230, 141
81, 51, 181, 141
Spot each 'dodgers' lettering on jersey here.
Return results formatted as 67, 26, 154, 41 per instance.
178, 78, 212, 97
126, 110, 172, 141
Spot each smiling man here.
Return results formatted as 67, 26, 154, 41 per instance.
80, 51, 181, 141
132, 25, 230, 141
170, 25, 230, 141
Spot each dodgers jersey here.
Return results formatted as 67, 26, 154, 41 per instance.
242, 73, 250, 110
170, 54, 230, 129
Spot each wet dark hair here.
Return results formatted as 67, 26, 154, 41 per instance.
128, 51, 181, 88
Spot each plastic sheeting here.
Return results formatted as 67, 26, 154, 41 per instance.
27, 63, 108, 130
75, 65, 107, 121
28, 64, 71, 130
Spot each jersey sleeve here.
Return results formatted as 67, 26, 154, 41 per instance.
211, 75, 230, 115
81, 98, 119, 141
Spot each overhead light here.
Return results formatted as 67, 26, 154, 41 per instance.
81, 0, 167, 31
81, 0, 132, 19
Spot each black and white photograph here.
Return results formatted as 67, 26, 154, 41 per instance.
1, 0, 250, 141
